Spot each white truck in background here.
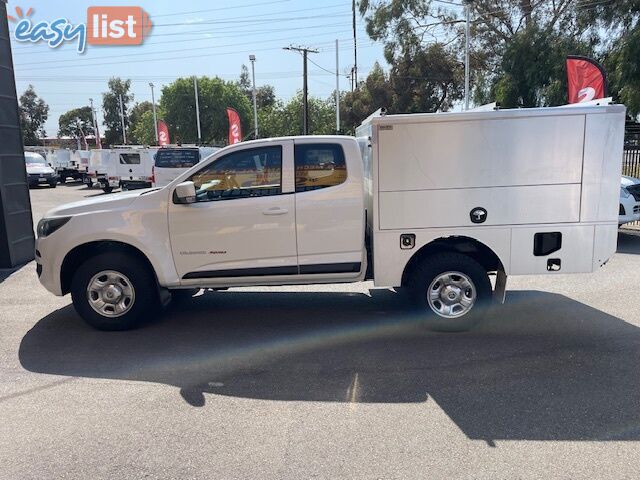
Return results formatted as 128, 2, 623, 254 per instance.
152, 145, 221, 187
113, 146, 157, 190
86, 149, 118, 192
35, 103, 625, 331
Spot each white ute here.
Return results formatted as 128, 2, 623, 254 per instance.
35, 103, 625, 331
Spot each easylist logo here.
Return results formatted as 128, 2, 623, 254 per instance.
87, 6, 152, 46
8, 6, 152, 53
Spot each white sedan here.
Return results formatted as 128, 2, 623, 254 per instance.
620, 175, 640, 226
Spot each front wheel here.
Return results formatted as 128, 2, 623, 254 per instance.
406, 252, 492, 332
71, 252, 159, 330
102, 186, 113, 194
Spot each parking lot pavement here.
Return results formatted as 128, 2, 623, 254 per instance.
1, 183, 640, 479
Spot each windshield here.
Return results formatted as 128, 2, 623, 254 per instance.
155, 149, 200, 168
24, 152, 46, 165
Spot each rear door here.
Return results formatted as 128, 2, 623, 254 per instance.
293, 139, 365, 275
155, 148, 200, 187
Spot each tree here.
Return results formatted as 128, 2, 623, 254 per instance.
128, 101, 155, 144
19, 85, 49, 145
58, 106, 93, 146
580, 1, 640, 116
130, 110, 157, 146
359, 0, 597, 109
102, 77, 133, 146
258, 92, 336, 138
160, 76, 252, 144
237, 65, 277, 135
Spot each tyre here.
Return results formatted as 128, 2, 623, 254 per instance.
406, 252, 492, 332
102, 186, 113, 193
60, 177, 66, 184
71, 252, 159, 331
49, 182, 57, 188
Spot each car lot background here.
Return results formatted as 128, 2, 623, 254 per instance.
1, 183, 640, 479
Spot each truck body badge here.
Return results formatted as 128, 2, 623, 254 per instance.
470, 207, 488, 224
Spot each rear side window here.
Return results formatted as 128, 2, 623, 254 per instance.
119, 153, 140, 165
295, 144, 347, 192
156, 149, 200, 168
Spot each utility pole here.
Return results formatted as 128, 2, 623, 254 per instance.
249, 54, 258, 139
464, 0, 472, 110
193, 76, 202, 143
149, 82, 159, 145
118, 94, 127, 144
335, 39, 340, 134
89, 97, 101, 148
352, 0, 358, 88
283, 45, 318, 135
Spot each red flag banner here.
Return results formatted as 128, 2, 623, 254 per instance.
227, 107, 242, 145
566, 55, 608, 104
157, 120, 170, 146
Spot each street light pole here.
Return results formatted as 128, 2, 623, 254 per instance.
193, 76, 202, 144
249, 54, 258, 139
118, 94, 127, 144
464, 0, 472, 110
89, 97, 101, 148
149, 82, 159, 145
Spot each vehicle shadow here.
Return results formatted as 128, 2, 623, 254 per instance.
618, 229, 640, 254
19, 289, 640, 442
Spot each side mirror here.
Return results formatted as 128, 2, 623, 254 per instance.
173, 181, 196, 204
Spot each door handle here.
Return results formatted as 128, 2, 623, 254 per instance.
262, 207, 288, 215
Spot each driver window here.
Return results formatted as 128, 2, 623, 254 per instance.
189, 146, 282, 202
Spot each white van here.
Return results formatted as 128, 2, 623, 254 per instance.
152, 146, 219, 187
87, 149, 118, 193
35, 102, 625, 331
113, 146, 157, 190
24, 152, 58, 188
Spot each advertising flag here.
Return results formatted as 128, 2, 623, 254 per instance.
157, 120, 170, 146
227, 108, 242, 145
566, 55, 608, 104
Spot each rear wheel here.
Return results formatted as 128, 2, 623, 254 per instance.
406, 252, 492, 332
71, 252, 159, 330
102, 186, 113, 193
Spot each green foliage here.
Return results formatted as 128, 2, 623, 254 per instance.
19, 85, 49, 145
160, 76, 252, 144
258, 92, 337, 138
128, 101, 156, 144
102, 77, 133, 146
130, 110, 157, 146
58, 106, 93, 141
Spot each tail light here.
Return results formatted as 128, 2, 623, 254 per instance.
151, 166, 155, 185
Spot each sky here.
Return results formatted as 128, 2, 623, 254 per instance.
8, 0, 395, 136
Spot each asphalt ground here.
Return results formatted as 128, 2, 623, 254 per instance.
1, 182, 639, 479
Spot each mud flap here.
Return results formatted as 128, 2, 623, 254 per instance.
494, 270, 507, 304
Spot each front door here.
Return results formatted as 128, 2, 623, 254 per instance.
169, 141, 297, 282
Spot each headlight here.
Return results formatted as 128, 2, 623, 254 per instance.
621, 187, 631, 199
37, 217, 71, 238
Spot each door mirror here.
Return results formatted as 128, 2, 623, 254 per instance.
173, 181, 196, 204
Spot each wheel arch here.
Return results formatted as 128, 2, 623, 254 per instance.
60, 240, 158, 295
401, 236, 506, 287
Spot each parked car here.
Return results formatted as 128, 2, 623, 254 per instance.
114, 146, 157, 190
620, 175, 640, 225
35, 103, 625, 331
24, 152, 58, 188
152, 146, 219, 187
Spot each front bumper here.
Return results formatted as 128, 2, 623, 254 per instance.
35, 236, 64, 296
28, 174, 58, 186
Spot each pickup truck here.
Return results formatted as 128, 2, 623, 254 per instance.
35, 103, 625, 331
